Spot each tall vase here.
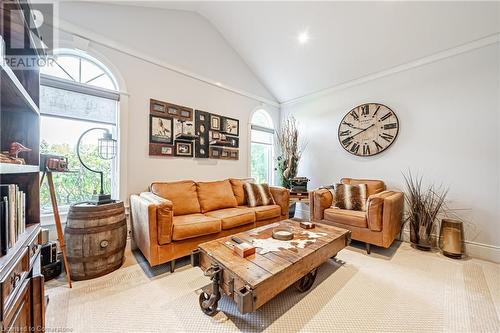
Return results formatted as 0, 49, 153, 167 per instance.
410, 221, 432, 251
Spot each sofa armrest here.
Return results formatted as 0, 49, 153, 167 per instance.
270, 186, 290, 216
381, 191, 404, 247
130, 193, 173, 264
366, 191, 404, 245
310, 189, 333, 221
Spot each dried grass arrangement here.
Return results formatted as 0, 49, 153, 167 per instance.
276, 116, 305, 188
403, 171, 448, 250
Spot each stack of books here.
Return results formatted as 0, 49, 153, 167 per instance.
0, 184, 26, 255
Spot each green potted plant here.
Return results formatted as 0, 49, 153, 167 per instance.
403, 172, 448, 250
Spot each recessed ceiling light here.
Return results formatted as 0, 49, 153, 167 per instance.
297, 31, 310, 44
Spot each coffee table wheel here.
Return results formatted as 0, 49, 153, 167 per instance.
199, 291, 219, 316
296, 268, 318, 292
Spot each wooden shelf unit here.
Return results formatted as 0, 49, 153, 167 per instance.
0, 164, 39, 175
0, 1, 45, 331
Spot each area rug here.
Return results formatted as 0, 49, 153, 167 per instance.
45, 242, 499, 333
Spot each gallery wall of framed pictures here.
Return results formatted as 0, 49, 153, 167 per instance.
149, 99, 239, 160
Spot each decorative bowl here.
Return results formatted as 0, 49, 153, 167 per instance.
272, 227, 294, 241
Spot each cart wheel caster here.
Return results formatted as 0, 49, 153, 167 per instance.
296, 268, 318, 292
199, 291, 218, 316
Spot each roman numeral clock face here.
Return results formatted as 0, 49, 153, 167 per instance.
338, 103, 399, 156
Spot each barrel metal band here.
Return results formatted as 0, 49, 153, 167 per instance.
65, 219, 126, 234
67, 246, 125, 263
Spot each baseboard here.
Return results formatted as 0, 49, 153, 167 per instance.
462, 241, 500, 263
399, 229, 499, 263
298, 208, 499, 263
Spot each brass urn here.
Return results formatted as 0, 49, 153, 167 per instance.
439, 219, 464, 259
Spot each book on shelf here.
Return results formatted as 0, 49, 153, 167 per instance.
0, 184, 27, 255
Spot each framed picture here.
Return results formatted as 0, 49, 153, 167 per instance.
229, 149, 239, 160
175, 141, 193, 157
167, 106, 179, 117
226, 136, 240, 148
195, 139, 208, 158
180, 108, 192, 119
209, 146, 222, 159
150, 99, 166, 113
210, 115, 221, 130
150, 115, 173, 144
221, 149, 230, 159
211, 131, 220, 140
221, 117, 239, 136
161, 146, 173, 155
195, 110, 210, 158
149, 143, 174, 156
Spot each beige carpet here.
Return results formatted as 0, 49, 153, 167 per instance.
45, 241, 500, 333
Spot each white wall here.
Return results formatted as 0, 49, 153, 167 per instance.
51, 6, 280, 199
282, 43, 500, 262
56, 2, 277, 103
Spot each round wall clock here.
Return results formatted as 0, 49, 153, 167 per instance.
338, 103, 399, 156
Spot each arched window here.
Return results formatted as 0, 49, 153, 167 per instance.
39, 50, 120, 216
250, 109, 275, 184
41, 49, 117, 90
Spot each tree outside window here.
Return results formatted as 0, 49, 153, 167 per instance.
39, 50, 118, 214
250, 110, 274, 184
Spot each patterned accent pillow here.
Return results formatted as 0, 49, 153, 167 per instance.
332, 183, 368, 211
243, 183, 276, 207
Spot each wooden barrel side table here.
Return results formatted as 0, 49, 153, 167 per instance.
65, 201, 127, 281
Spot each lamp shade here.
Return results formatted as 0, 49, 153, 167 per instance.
98, 132, 117, 160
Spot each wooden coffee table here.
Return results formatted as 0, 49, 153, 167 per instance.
192, 220, 351, 315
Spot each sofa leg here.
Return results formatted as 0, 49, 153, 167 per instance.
170, 259, 176, 273
366, 243, 371, 254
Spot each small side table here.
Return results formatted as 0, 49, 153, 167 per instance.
289, 191, 310, 218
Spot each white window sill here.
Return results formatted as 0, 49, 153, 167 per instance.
40, 205, 129, 227
40, 212, 68, 227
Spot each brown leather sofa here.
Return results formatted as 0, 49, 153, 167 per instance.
130, 178, 289, 268
309, 178, 403, 253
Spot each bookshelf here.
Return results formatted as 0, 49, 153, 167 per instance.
0, 1, 45, 331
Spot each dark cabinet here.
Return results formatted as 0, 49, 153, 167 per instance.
0, 226, 44, 332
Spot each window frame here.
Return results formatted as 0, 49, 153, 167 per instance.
39, 49, 120, 219
250, 109, 275, 185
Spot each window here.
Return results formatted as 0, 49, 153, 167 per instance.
39, 50, 119, 215
250, 109, 275, 184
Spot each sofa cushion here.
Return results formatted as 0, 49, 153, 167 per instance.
242, 205, 281, 221
197, 180, 238, 213
230, 178, 254, 205
244, 183, 275, 207
205, 207, 255, 230
341, 178, 386, 197
332, 183, 368, 211
151, 180, 201, 216
324, 208, 367, 228
172, 214, 221, 241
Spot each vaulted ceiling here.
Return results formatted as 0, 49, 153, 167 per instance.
71, 1, 500, 103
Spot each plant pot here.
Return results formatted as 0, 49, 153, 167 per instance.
288, 202, 296, 218
410, 222, 432, 251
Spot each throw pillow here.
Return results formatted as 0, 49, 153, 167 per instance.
332, 183, 368, 211
229, 178, 255, 206
243, 183, 275, 207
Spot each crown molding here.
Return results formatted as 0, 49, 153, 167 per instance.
281, 33, 500, 107
53, 19, 280, 108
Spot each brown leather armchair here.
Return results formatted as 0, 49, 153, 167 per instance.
309, 178, 403, 253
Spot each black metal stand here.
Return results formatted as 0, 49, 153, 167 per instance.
296, 268, 318, 292
76, 127, 116, 205
199, 264, 222, 316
